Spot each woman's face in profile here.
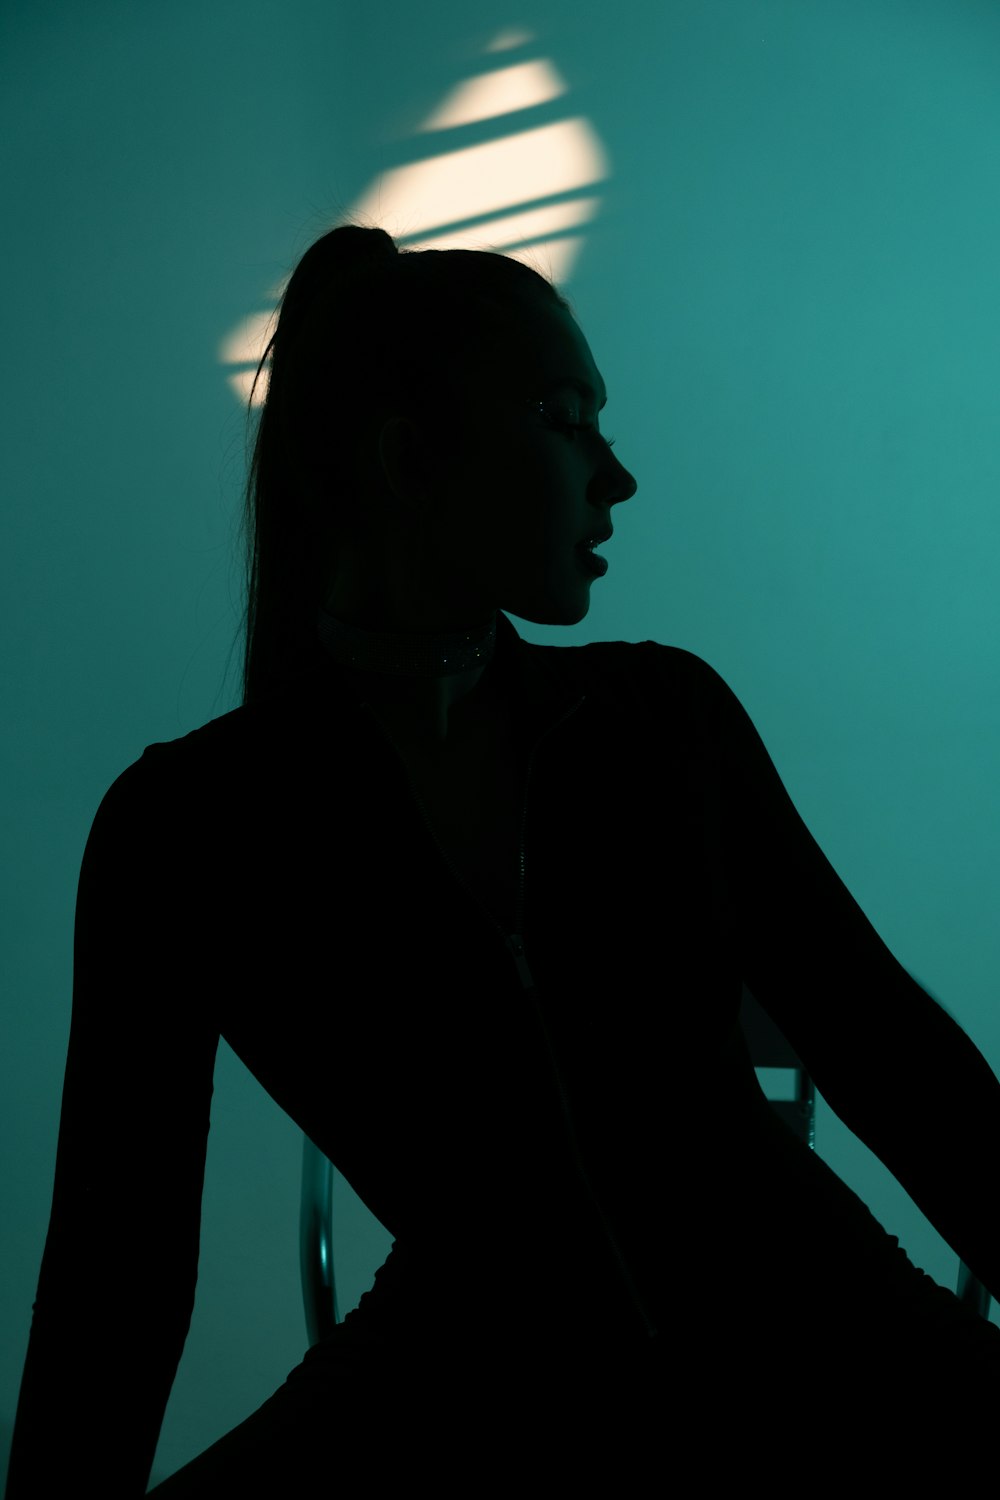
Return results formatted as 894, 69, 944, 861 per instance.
417, 296, 639, 629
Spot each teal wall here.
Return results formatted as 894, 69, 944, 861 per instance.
3, 0, 999, 1485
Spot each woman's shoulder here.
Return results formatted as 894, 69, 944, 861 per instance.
539, 634, 742, 727
89, 703, 276, 840
92, 693, 350, 860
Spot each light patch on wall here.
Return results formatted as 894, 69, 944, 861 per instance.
226, 365, 265, 407
418, 60, 568, 131
221, 309, 278, 404
220, 39, 608, 407
353, 120, 607, 242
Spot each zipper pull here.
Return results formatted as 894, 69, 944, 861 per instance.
507, 933, 536, 990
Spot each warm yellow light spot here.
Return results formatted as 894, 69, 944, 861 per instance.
486, 28, 535, 52
354, 120, 609, 239
219, 308, 278, 367
227, 367, 268, 406
419, 60, 568, 131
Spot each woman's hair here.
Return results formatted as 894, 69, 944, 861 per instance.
235, 221, 572, 708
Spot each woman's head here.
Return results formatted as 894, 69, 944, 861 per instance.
238, 222, 637, 704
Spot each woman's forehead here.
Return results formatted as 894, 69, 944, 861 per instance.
495, 298, 604, 399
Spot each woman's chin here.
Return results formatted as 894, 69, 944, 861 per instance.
505, 593, 592, 628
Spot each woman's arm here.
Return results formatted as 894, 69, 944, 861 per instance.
686, 652, 1000, 1304
6, 750, 220, 1498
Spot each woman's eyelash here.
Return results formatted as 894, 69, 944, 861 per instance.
549, 416, 616, 448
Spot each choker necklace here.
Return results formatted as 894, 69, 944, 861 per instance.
315, 604, 498, 677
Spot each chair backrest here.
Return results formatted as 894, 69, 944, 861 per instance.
739, 984, 815, 1150
738, 982, 992, 1323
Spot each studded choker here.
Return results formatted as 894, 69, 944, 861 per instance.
315, 604, 498, 677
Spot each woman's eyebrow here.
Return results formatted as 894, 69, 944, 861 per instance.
550, 376, 608, 410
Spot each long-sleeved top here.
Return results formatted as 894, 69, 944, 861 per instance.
8, 609, 1000, 1493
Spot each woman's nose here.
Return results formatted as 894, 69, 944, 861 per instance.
611, 455, 638, 504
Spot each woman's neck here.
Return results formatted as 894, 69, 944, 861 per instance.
359, 663, 496, 748
315, 591, 500, 748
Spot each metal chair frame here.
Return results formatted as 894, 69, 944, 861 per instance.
739, 982, 991, 1322
300, 1139, 338, 1347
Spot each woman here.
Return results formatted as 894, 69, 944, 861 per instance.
8, 223, 1000, 1494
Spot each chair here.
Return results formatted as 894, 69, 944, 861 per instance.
739, 981, 992, 1321
299, 984, 993, 1342
300, 1137, 339, 1347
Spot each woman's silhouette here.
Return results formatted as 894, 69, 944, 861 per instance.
8, 223, 1000, 1494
